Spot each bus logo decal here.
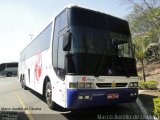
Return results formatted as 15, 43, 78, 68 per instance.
35, 53, 42, 81
111, 81, 116, 88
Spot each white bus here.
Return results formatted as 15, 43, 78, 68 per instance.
18, 5, 138, 109
0, 62, 18, 77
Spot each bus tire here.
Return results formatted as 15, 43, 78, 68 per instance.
45, 81, 54, 109
21, 75, 27, 90
7, 72, 12, 77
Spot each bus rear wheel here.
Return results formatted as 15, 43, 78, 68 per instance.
21, 75, 27, 90
45, 81, 54, 109
7, 72, 12, 77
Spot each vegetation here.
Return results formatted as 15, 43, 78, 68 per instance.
139, 80, 147, 89
121, 1, 160, 117
122, 0, 160, 81
153, 98, 160, 117
139, 80, 159, 90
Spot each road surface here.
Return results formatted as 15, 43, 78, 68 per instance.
0, 76, 144, 120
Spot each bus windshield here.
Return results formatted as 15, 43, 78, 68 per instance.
70, 26, 133, 58
70, 26, 107, 54
69, 7, 134, 58
0, 63, 6, 72
110, 32, 133, 58
66, 7, 136, 76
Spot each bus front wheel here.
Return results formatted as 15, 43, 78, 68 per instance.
45, 81, 54, 109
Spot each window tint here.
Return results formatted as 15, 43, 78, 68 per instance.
0, 64, 6, 71
110, 32, 133, 58
108, 15, 130, 35
59, 10, 68, 31
6, 63, 18, 67
70, 26, 107, 54
53, 16, 60, 68
57, 36, 65, 79
20, 22, 53, 61
69, 7, 106, 30
53, 9, 68, 79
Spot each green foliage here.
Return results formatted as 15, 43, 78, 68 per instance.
146, 80, 159, 90
145, 43, 160, 61
139, 80, 147, 89
122, 0, 160, 82
153, 98, 160, 117
124, 0, 160, 61
139, 80, 159, 90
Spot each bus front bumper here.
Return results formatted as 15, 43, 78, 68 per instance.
66, 88, 138, 109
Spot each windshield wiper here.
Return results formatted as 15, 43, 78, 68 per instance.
95, 50, 107, 77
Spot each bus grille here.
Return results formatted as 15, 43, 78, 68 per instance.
96, 83, 127, 88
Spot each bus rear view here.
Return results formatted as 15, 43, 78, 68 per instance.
19, 5, 138, 110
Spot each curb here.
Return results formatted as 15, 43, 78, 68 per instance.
136, 98, 149, 120
136, 98, 158, 120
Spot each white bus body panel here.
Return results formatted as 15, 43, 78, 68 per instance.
18, 48, 66, 108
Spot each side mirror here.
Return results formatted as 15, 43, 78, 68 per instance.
63, 31, 71, 51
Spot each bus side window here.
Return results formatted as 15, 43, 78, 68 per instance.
53, 16, 61, 70
59, 10, 68, 31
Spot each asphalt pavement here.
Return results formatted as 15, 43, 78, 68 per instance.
0, 76, 144, 120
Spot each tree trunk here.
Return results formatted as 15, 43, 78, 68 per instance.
141, 59, 146, 82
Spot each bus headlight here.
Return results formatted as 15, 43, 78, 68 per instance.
78, 82, 85, 88
134, 82, 138, 87
69, 82, 77, 88
129, 82, 138, 87
86, 83, 92, 88
78, 82, 95, 89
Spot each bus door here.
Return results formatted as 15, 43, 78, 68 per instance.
56, 35, 66, 106
53, 9, 68, 106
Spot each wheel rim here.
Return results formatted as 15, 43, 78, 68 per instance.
21, 79, 25, 88
7, 73, 12, 77
21, 80, 23, 88
45, 87, 52, 105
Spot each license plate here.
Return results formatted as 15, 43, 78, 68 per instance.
107, 93, 119, 99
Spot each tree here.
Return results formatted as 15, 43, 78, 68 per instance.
124, 0, 160, 42
122, 0, 160, 39
133, 36, 148, 81
121, 0, 160, 81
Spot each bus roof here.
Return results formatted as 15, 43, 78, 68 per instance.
20, 4, 128, 56
62, 4, 126, 22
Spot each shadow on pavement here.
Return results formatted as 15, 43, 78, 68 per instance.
28, 88, 69, 112
26, 88, 143, 120
62, 104, 140, 120
0, 76, 6, 78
